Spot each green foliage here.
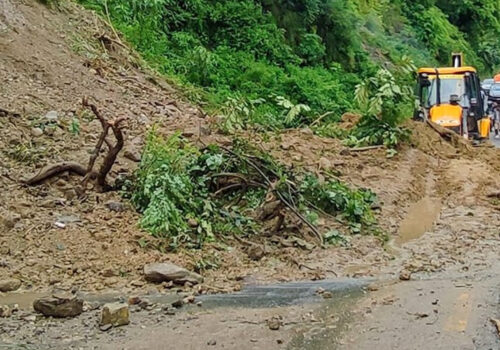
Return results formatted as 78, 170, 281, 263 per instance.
69, 118, 81, 136
344, 114, 411, 151
354, 56, 416, 124
78, 0, 499, 135
346, 56, 413, 152
129, 131, 380, 249
299, 174, 377, 228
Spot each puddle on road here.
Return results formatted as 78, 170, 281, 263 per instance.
396, 196, 442, 245
198, 278, 370, 309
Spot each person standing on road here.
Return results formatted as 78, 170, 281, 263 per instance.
488, 101, 500, 139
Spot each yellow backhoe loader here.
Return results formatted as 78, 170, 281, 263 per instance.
414, 53, 490, 140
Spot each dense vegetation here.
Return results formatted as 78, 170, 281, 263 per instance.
78, 0, 500, 130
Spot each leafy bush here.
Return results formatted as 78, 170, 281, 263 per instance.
129, 131, 380, 249
299, 174, 377, 228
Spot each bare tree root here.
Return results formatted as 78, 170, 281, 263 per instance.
23, 162, 88, 186
24, 97, 126, 192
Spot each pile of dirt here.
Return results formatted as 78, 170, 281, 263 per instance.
0, 0, 499, 300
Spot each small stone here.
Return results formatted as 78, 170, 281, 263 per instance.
171, 299, 184, 309
183, 295, 195, 304
128, 296, 141, 305
247, 244, 265, 261
33, 294, 83, 318
0, 211, 21, 230
187, 218, 198, 228
100, 303, 130, 327
399, 270, 412, 281
207, 340, 217, 346
105, 201, 126, 212
196, 301, 203, 307
45, 111, 59, 121
277, 339, 284, 344
322, 292, 333, 299
101, 268, 118, 278
0, 278, 21, 292
0, 305, 12, 318
267, 316, 282, 331
124, 149, 141, 162
94, 232, 108, 241
23, 315, 37, 322
138, 299, 152, 310
31, 127, 43, 137
99, 323, 113, 332
130, 280, 145, 287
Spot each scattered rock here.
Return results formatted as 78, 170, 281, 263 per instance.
207, 340, 217, 346
144, 263, 203, 285
83, 301, 100, 312
171, 299, 184, 309
128, 296, 141, 305
0, 278, 21, 292
124, 149, 141, 162
100, 303, 130, 327
33, 294, 83, 318
56, 215, 81, 224
247, 244, 265, 261
187, 218, 198, 228
22, 314, 37, 322
101, 268, 118, 278
399, 270, 412, 281
0, 305, 12, 318
491, 318, 500, 336
277, 339, 284, 344
138, 299, 152, 310
130, 279, 145, 287
99, 323, 113, 332
31, 127, 43, 137
267, 316, 282, 331
183, 295, 195, 304
321, 291, 333, 299
105, 201, 126, 212
0, 211, 21, 230
45, 110, 59, 121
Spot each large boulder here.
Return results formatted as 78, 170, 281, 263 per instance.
100, 303, 129, 327
144, 263, 203, 285
0, 278, 21, 292
33, 293, 83, 318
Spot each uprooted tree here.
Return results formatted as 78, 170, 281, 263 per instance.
23, 97, 126, 192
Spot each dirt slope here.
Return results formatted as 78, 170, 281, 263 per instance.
0, 0, 499, 301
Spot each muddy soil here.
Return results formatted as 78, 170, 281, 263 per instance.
0, 1, 499, 349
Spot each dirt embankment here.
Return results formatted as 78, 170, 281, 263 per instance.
0, 0, 499, 301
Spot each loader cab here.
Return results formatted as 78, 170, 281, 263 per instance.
415, 67, 488, 139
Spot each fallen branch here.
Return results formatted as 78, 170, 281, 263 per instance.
311, 111, 335, 127
220, 146, 324, 245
